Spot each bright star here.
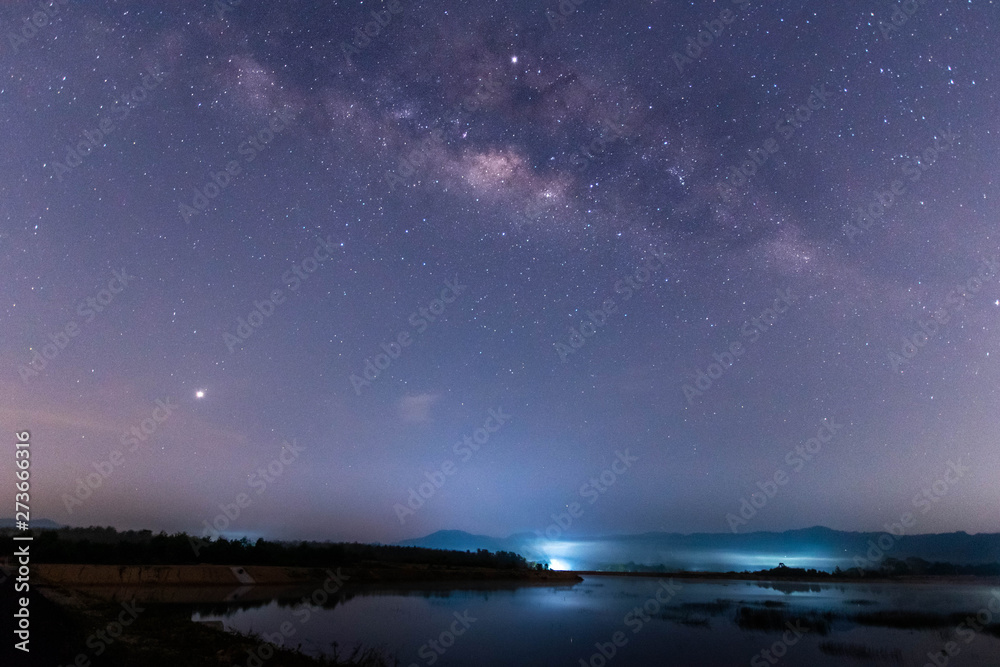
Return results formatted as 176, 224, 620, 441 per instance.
195, 390, 206, 399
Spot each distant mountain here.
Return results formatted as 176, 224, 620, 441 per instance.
398, 526, 1000, 572
0, 518, 63, 530
397, 530, 511, 553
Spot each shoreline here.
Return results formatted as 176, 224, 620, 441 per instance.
25, 564, 999, 666
574, 570, 1000, 586
34, 562, 999, 589
34, 562, 583, 587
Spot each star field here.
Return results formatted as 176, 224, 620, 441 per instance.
2, 0, 998, 543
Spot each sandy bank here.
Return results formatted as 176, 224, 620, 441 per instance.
35, 564, 318, 586
35, 563, 583, 587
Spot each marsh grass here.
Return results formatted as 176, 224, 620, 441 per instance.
818, 641, 904, 663
735, 606, 832, 635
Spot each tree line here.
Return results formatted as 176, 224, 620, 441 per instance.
0, 526, 532, 569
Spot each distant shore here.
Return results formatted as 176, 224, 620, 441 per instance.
573, 569, 1000, 585
34, 563, 1000, 588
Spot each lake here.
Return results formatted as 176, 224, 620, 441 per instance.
193, 575, 1000, 666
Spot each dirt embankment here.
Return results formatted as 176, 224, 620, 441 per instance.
35, 562, 583, 587
343, 563, 582, 583
35, 564, 318, 586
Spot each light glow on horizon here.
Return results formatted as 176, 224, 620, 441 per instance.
548, 558, 571, 571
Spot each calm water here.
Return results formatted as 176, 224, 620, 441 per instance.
193, 576, 1000, 666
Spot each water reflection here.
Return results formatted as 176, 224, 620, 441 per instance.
191, 576, 1000, 666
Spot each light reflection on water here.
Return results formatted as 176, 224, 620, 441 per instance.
193, 576, 1000, 666
526, 539, 859, 573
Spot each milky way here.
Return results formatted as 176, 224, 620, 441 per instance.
3, 0, 998, 543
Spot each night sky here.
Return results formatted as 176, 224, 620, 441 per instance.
3, 0, 998, 546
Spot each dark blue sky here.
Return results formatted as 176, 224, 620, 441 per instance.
3, 0, 998, 544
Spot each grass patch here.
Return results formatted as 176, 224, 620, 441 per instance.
851, 610, 960, 629
735, 606, 831, 635
679, 599, 733, 615
656, 608, 712, 628
819, 641, 903, 663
